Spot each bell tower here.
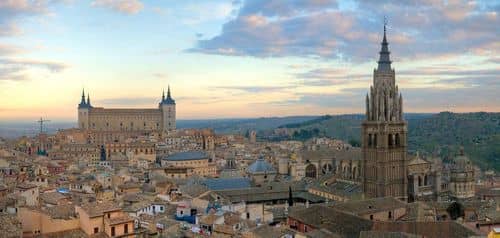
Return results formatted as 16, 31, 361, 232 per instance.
362, 22, 408, 200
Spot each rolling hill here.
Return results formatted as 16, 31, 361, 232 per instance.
272, 112, 500, 171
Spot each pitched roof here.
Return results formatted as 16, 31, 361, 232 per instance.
371, 221, 479, 238
163, 151, 208, 161
289, 205, 373, 238
79, 202, 121, 217
332, 197, 407, 215
202, 177, 251, 190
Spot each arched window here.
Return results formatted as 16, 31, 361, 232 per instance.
395, 134, 400, 146
368, 134, 372, 146
418, 176, 422, 186
305, 164, 317, 178
424, 175, 428, 186
373, 134, 378, 147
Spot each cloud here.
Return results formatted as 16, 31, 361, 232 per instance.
97, 96, 157, 106
189, 0, 499, 62
96, 95, 226, 106
214, 85, 294, 93
295, 68, 369, 86
0, 58, 68, 81
153, 73, 167, 79
180, 2, 235, 25
0, 44, 26, 56
0, 0, 62, 37
91, 0, 144, 15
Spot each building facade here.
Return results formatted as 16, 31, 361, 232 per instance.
77, 87, 176, 135
362, 25, 408, 200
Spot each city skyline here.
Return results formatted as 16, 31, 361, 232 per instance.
0, 0, 499, 121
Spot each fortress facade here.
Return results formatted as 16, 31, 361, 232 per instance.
77, 87, 176, 137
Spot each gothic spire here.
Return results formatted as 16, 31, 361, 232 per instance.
162, 89, 165, 101
81, 88, 86, 104
161, 85, 176, 105
87, 93, 91, 106
377, 18, 392, 71
167, 85, 172, 99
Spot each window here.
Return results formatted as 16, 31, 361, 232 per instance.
111, 227, 115, 236
124, 224, 128, 234
107, 213, 110, 218
370, 215, 373, 220
94, 227, 99, 234
388, 211, 392, 219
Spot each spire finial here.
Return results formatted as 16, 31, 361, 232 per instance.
167, 84, 171, 98
377, 17, 391, 71
384, 16, 387, 34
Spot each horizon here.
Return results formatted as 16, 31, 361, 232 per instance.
0, 1, 498, 120
0, 111, 497, 124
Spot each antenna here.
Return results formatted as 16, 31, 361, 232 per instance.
36, 117, 51, 134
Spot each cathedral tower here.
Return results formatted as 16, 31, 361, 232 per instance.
362, 24, 408, 200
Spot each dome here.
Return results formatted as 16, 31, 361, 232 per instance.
247, 157, 276, 174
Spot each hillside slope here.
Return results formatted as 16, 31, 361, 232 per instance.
275, 112, 500, 171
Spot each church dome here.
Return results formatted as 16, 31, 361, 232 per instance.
247, 156, 276, 174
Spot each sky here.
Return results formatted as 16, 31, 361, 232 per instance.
0, 0, 498, 121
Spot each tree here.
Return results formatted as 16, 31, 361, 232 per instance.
446, 202, 464, 220
288, 186, 294, 207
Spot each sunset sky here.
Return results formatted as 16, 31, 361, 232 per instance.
0, 0, 498, 121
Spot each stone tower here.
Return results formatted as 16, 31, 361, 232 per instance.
78, 89, 91, 129
362, 24, 408, 200
159, 85, 176, 133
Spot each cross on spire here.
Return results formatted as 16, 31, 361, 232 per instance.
378, 17, 391, 71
